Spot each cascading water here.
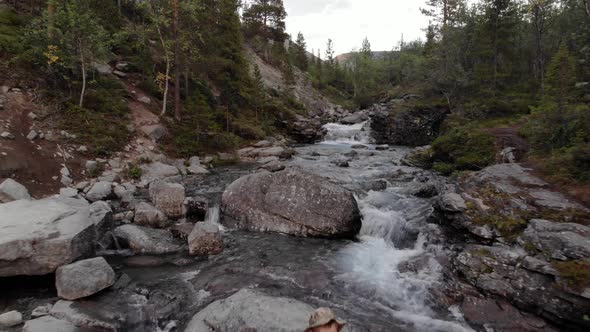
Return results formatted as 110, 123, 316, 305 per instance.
302, 122, 473, 331
322, 121, 372, 144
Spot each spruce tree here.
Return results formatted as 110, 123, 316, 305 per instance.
294, 32, 308, 71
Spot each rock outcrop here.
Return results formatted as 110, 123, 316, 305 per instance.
55, 257, 116, 300
134, 202, 168, 228
0, 198, 95, 276
184, 289, 314, 332
221, 168, 361, 238
370, 105, 448, 146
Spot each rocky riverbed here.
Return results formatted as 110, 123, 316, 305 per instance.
1, 118, 589, 332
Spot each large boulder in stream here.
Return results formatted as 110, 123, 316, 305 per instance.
221, 168, 361, 238
184, 289, 314, 332
0, 198, 96, 276
370, 105, 448, 146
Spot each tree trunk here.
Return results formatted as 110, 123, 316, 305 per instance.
584, 0, 590, 18
152, 3, 169, 117
47, 0, 56, 38
79, 43, 86, 108
161, 58, 170, 117
173, 0, 181, 121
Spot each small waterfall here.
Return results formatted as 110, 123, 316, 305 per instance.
204, 205, 220, 225
322, 121, 371, 144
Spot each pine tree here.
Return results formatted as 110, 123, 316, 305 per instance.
252, 64, 265, 123
242, 0, 287, 42
361, 37, 372, 59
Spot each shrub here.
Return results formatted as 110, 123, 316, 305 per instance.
431, 128, 496, 173
127, 165, 142, 180
60, 78, 131, 156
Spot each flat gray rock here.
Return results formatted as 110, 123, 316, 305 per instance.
0, 198, 95, 276
184, 289, 313, 332
521, 219, 590, 260
140, 162, 179, 183
56, 257, 116, 300
85, 181, 112, 202
22, 316, 79, 332
113, 224, 182, 254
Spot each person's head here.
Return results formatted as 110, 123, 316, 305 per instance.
305, 308, 345, 332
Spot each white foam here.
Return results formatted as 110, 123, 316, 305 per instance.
322, 122, 370, 144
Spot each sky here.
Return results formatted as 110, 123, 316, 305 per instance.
284, 0, 431, 57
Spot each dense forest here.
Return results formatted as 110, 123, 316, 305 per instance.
1, 0, 589, 188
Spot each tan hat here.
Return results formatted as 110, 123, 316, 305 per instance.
305, 307, 346, 332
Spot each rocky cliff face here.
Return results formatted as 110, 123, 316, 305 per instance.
369, 103, 449, 146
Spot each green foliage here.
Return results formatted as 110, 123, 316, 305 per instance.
127, 165, 142, 180
431, 128, 496, 173
293, 32, 308, 71
0, 5, 24, 53
553, 260, 590, 289
242, 0, 287, 42
60, 78, 131, 156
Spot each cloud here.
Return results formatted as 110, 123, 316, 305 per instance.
284, 0, 429, 56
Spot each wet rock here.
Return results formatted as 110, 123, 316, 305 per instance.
22, 316, 78, 332
375, 144, 389, 151
140, 162, 179, 183
184, 196, 209, 220
49, 300, 118, 331
439, 193, 467, 212
149, 180, 186, 219
340, 112, 367, 124
0, 198, 95, 276
31, 304, 53, 318
188, 223, 224, 256
221, 168, 361, 238
56, 257, 116, 300
521, 219, 590, 260
124, 256, 165, 267
259, 160, 286, 172
364, 179, 388, 192
113, 224, 182, 254
86, 181, 112, 202
187, 157, 209, 175
134, 202, 168, 228
141, 124, 167, 142
351, 144, 368, 149
184, 289, 313, 332
0, 310, 22, 328
410, 182, 438, 198
461, 296, 556, 332
0, 178, 31, 202
370, 105, 448, 146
